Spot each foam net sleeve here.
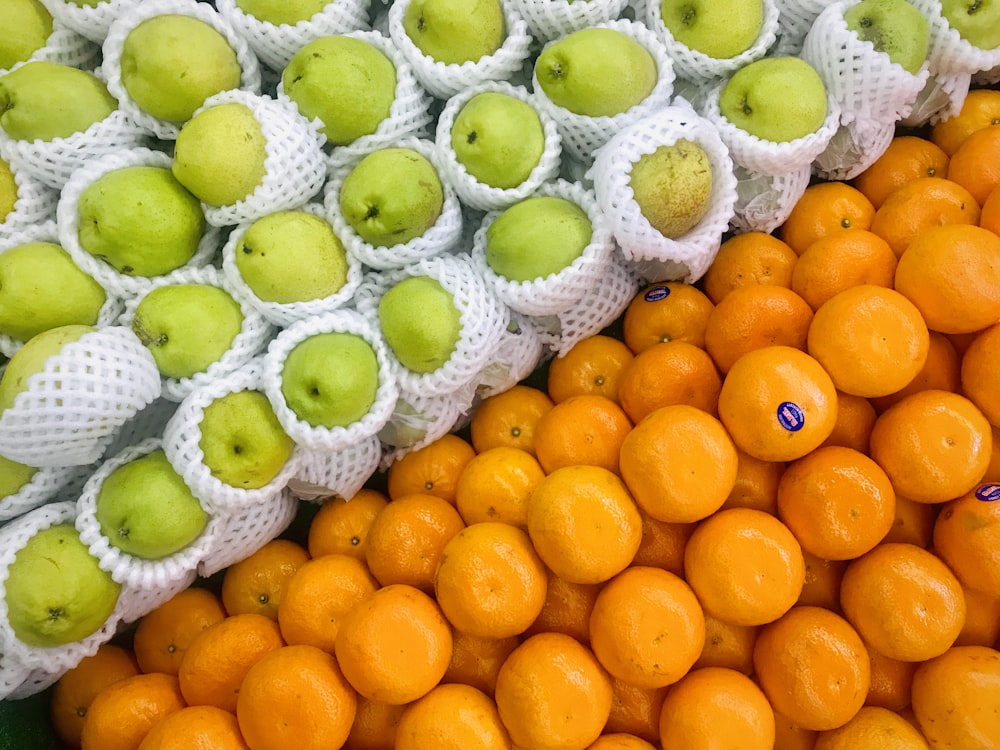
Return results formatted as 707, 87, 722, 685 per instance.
589, 103, 738, 284
386, 0, 535, 101
0, 23, 101, 75
470, 311, 546, 400
771, 0, 829, 56
260, 309, 400, 452
215, 0, 372, 73
197, 488, 299, 578
287, 435, 382, 502
37, 0, 144, 45
509, 0, 630, 43
101, 0, 263, 141
0, 463, 87, 527
528, 18, 676, 163
813, 118, 897, 182
0, 327, 161, 468
378, 387, 477, 469
0, 151, 59, 245
730, 163, 812, 235
434, 80, 564, 213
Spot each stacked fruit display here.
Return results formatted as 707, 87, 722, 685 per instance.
0, 0, 998, 744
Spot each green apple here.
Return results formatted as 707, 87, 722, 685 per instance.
338, 147, 444, 247
0, 242, 106, 343
940, 0, 1000, 50
402, 0, 506, 64
172, 102, 268, 207
4, 522, 121, 648
132, 284, 245, 379
629, 139, 714, 237
0, 453, 37, 498
659, 0, 764, 58
718, 56, 829, 142
95, 448, 209, 559
843, 0, 930, 74
449, 91, 546, 189
378, 276, 462, 373
77, 165, 206, 277
198, 388, 296, 489
235, 0, 330, 25
0, 61, 117, 142
0, 0, 53, 71
282, 35, 397, 147
0, 324, 95, 412
280, 332, 380, 427
234, 210, 350, 304
119, 14, 243, 124
485, 195, 593, 281
0, 157, 16, 221
534, 27, 658, 117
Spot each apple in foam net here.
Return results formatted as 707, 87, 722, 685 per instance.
4, 522, 121, 648
0, 241, 107, 343
234, 209, 350, 304
131, 284, 245, 380
0, 453, 37, 499
629, 139, 714, 238
0, 324, 96, 413
119, 14, 243, 124
534, 27, 659, 118
280, 332, 381, 428
449, 91, 547, 189
485, 195, 593, 282
402, 0, 506, 65
378, 275, 462, 373
843, 0, 930, 75
95, 448, 209, 560
718, 56, 829, 143
660, 0, 765, 59
0, 158, 17, 221
235, 0, 331, 25
76, 165, 207, 277
0, 0, 53, 71
282, 35, 398, 147
939, 0, 1000, 50
338, 147, 445, 248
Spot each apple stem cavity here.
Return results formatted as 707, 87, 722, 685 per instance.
680, 4, 697, 27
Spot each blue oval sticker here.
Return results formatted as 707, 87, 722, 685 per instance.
644, 285, 671, 302
776, 402, 805, 432
975, 484, 1000, 502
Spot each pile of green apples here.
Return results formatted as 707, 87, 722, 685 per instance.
1, 0, 998, 697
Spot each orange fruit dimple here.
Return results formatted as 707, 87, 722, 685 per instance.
395, 683, 511, 750
946, 122, 1000, 206
136, 704, 250, 750
132, 587, 228, 676
852, 134, 951, 209
960, 323, 1000, 427
80, 672, 187, 750
386, 433, 476, 503
469, 384, 554, 456
702, 231, 799, 304
616, 340, 722, 423
779, 181, 876, 255
306, 488, 388, 561
621, 281, 715, 354
546, 334, 635, 404
869, 176, 981, 258
930, 88, 1000, 156
932, 483, 1000, 598
790, 228, 898, 312
220, 538, 310, 620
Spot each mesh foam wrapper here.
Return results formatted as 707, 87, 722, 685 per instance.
74, 437, 224, 596
509, 0, 630, 43
378, 387, 476, 469
730, 162, 812, 235
813, 118, 897, 182
771, 0, 829, 56
279, 30, 435, 169
0, 326, 161, 468
0, 220, 125, 359
0, 463, 86, 527
324, 136, 465, 271
160, 357, 302, 515
101, 0, 264, 141
471, 311, 545, 400
699, 78, 843, 177
352, 253, 511, 397
900, 71, 971, 126
97, 396, 178, 464
588, 103, 738, 284
260, 308, 400, 452
0, 107, 152, 192
188, 89, 328, 229
3, 663, 57, 701
529, 19, 677, 163
215, 0, 372, 73
197, 487, 298, 578
118, 265, 276, 403
38, 0, 142, 45
288, 434, 381, 503
220, 202, 364, 329
643, 0, 780, 83
434, 80, 564, 213
974, 63, 1000, 86
0, 501, 130, 678
534, 253, 641, 356
0, 149, 59, 245
800, 1, 930, 129
0, 23, 102, 75
55, 146, 221, 300
386, 0, 534, 101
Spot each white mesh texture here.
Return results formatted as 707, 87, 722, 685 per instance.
96, 396, 178, 463
813, 118, 897, 182
0, 23, 101, 75
378, 386, 476, 469
0, 149, 59, 245
37, 0, 143, 45
2, 664, 55, 701
509, 0, 630, 43
471, 311, 545, 399
0, 463, 84, 526
913, 0, 1000, 77
288, 434, 381, 502
771, 0, 829, 56
730, 162, 812, 234
197, 488, 299, 578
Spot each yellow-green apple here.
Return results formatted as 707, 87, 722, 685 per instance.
0, 157, 16, 220
0, 0, 53, 71
659, 0, 765, 58
402, 0, 506, 64
0, 324, 95, 412
378, 275, 462, 373
629, 139, 714, 237
235, 0, 330, 25
940, 0, 1000, 50
844, 0, 930, 73
0, 453, 37, 498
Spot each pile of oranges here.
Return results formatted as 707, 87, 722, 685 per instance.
44, 90, 1000, 750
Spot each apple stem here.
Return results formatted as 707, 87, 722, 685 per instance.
740, 97, 753, 116
968, 0, 982, 14
365, 205, 380, 220
680, 4, 697, 27
47, 607, 65, 622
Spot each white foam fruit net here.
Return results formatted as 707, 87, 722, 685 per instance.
509, 0, 630, 43
220, 202, 364, 329
0, 326, 161, 468
161, 357, 302, 515
589, 103, 739, 285
283, 29, 436, 169
101, 0, 264, 141
324, 136, 465, 271
215, 0, 372, 73
529, 19, 676, 163
434, 79, 564, 213
118, 265, 276, 403
730, 162, 812, 235
353, 253, 511, 397
770, 0, 829, 56
55, 147, 220, 300
0, 23, 102, 75
0, 463, 85, 527
386, 0, 535, 101
0, 151, 59, 245
190, 89, 328, 228
37, 0, 143, 45
287, 434, 382, 503
378, 387, 476, 469
197, 488, 299, 578
97, 396, 178, 464
471, 311, 546, 400
643, 0, 780, 83
260, 308, 400, 452
3, 664, 56, 702
813, 118, 897, 182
